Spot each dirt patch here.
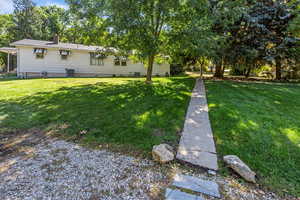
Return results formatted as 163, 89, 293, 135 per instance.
0, 128, 53, 162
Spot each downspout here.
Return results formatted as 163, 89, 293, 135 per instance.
7, 53, 10, 73
17, 49, 20, 77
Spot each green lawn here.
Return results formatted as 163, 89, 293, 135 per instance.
0, 77, 195, 152
205, 80, 300, 197
2, 77, 299, 196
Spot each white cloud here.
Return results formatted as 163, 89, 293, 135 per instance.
0, 0, 14, 14
44, 1, 69, 10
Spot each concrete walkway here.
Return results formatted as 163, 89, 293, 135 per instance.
177, 79, 218, 171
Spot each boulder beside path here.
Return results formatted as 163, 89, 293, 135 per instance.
152, 144, 174, 163
224, 155, 256, 183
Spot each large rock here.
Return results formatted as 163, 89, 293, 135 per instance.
224, 155, 256, 183
152, 144, 174, 163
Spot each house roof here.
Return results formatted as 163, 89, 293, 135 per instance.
0, 47, 18, 54
10, 39, 114, 52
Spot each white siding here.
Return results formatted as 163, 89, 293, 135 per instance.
18, 46, 170, 76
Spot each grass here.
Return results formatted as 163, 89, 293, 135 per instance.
0, 77, 195, 153
2, 76, 299, 196
205, 80, 300, 197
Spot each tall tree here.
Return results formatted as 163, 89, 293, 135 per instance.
108, 0, 180, 82
12, 2, 70, 41
38, 6, 70, 41
287, 3, 300, 78
0, 14, 14, 69
224, 0, 300, 79
165, 0, 214, 70
12, 0, 41, 40
245, 0, 299, 80
0, 14, 14, 46
209, 0, 247, 78
63, 13, 107, 45
67, 0, 216, 82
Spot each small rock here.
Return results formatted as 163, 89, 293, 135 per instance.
208, 170, 217, 176
258, 190, 265, 195
152, 144, 174, 163
224, 155, 256, 183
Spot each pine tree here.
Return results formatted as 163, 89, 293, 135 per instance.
12, 0, 40, 40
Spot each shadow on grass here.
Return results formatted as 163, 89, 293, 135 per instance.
0, 78, 194, 153
205, 80, 300, 197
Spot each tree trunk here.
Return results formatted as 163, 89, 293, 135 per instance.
146, 54, 155, 83
200, 64, 203, 78
214, 65, 223, 78
214, 60, 224, 78
221, 64, 225, 75
275, 58, 282, 80
245, 65, 251, 78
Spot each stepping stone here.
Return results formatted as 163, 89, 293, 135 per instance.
177, 150, 218, 171
172, 174, 221, 198
165, 188, 204, 200
178, 132, 216, 153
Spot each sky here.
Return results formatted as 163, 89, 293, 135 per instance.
0, 0, 69, 14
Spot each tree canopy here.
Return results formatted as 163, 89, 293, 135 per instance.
217, 0, 300, 79
66, 0, 214, 82
0, 0, 299, 80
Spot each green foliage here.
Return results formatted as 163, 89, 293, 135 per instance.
224, 0, 300, 79
9, 0, 70, 41
62, 13, 108, 45
1, 0, 299, 79
166, 0, 214, 65
104, 0, 178, 57
0, 15, 13, 46
66, 0, 217, 81
0, 14, 14, 68
12, 0, 40, 40
208, 0, 247, 77
197, 57, 210, 70
38, 6, 69, 41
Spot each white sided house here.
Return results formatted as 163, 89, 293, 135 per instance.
10, 39, 170, 78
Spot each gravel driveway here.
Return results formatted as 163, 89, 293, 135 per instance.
0, 131, 167, 200
0, 130, 295, 200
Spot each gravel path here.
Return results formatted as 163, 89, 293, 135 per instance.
0, 130, 296, 200
0, 139, 167, 200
